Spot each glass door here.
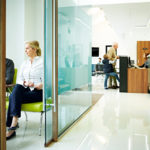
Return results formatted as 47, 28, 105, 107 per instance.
44, 0, 58, 145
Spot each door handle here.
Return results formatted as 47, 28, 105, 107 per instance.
45, 97, 56, 112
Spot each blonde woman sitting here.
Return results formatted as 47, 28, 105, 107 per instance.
6, 41, 43, 140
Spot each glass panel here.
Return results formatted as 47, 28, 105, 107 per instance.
58, 1, 92, 135
44, 0, 53, 144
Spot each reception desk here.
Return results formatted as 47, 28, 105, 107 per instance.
128, 68, 148, 93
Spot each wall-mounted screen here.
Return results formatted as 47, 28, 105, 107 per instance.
92, 47, 99, 57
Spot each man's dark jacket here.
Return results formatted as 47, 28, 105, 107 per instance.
6, 58, 14, 84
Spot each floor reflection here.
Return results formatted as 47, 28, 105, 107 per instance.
58, 91, 92, 134
49, 76, 150, 150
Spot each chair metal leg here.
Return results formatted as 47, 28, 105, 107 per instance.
24, 111, 28, 121
39, 111, 44, 136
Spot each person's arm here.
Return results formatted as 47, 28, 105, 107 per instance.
109, 59, 117, 64
102, 60, 105, 64
6, 59, 15, 84
34, 83, 43, 90
34, 59, 43, 90
139, 63, 145, 68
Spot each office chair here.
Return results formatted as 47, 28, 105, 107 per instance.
92, 64, 96, 76
95, 64, 104, 76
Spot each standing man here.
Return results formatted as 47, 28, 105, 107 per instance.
107, 42, 119, 89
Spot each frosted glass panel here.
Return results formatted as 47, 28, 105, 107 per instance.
58, 1, 92, 135
44, 0, 53, 144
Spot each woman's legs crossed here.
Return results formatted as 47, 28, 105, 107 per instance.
6, 84, 26, 127
7, 85, 43, 127
6, 85, 43, 139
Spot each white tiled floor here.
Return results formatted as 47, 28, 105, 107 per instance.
7, 76, 150, 150
49, 76, 150, 150
6, 112, 45, 150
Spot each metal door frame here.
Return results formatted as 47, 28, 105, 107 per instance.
44, 0, 58, 146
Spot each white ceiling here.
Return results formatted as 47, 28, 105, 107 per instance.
82, 2, 150, 34
75, 0, 150, 6
59, 0, 150, 7
59, 0, 150, 39
59, 0, 150, 29
100, 3, 150, 30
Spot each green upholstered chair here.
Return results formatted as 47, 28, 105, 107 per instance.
6, 69, 52, 136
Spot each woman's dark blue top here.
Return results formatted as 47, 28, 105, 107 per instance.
102, 59, 114, 73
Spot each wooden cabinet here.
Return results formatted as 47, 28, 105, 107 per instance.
128, 68, 148, 93
137, 41, 150, 66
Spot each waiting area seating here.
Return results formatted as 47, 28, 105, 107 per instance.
95, 64, 104, 76
92, 64, 104, 77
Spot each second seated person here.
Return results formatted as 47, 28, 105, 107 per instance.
97, 57, 102, 64
6, 58, 15, 84
102, 54, 120, 89
6, 40, 43, 140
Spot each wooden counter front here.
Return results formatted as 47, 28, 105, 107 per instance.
128, 68, 148, 93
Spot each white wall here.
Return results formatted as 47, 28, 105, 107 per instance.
6, 0, 44, 69
92, 20, 119, 64
24, 0, 44, 55
6, 0, 25, 69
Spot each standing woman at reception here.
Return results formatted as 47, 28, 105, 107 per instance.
6, 40, 43, 140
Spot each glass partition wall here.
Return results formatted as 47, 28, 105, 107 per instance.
58, 1, 92, 135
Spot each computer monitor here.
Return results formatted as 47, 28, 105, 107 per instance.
128, 57, 131, 67
128, 57, 135, 67
92, 47, 99, 57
